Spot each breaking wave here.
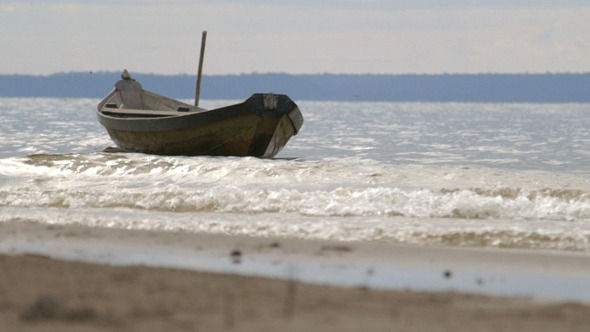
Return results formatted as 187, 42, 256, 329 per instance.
1, 153, 589, 222
2, 185, 590, 221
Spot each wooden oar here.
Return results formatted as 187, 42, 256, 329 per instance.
195, 30, 207, 107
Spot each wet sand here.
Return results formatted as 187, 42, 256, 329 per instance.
1, 221, 590, 331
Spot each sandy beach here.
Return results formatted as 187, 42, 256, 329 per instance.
0, 221, 589, 331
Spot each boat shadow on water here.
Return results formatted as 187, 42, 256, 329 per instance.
100, 146, 302, 161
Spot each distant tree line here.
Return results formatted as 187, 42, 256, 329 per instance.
1, 71, 589, 102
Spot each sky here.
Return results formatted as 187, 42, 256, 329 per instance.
2, 0, 590, 75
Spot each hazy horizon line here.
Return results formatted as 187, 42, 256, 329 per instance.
3, 70, 590, 77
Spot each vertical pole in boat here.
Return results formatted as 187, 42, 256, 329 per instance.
195, 30, 207, 107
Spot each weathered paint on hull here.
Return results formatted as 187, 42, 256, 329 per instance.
105, 113, 293, 157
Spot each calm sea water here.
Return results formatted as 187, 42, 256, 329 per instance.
1, 97, 590, 251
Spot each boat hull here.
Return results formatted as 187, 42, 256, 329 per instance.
96, 83, 303, 157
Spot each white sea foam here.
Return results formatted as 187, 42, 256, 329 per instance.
1, 154, 589, 222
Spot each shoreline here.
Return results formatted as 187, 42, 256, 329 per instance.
1, 221, 590, 330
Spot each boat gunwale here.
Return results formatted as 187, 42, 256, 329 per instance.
96, 88, 302, 134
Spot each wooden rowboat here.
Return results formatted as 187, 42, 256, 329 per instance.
96, 70, 303, 157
